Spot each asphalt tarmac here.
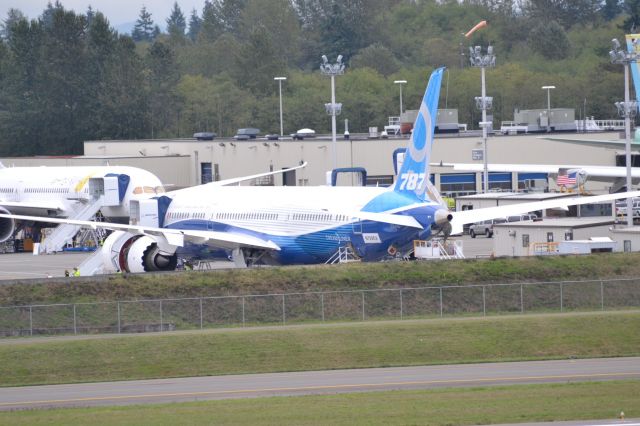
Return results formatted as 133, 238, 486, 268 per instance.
0, 235, 494, 281
0, 357, 637, 410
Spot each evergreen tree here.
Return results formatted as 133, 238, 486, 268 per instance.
602, 0, 621, 20
187, 8, 202, 41
167, 2, 187, 38
86, 5, 95, 26
528, 20, 571, 60
98, 36, 148, 139
146, 41, 180, 137
200, 0, 223, 42
0, 8, 25, 40
623, 0, 640, 31
132, 6, 155, 42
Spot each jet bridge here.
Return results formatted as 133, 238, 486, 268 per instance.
40, 175, 128, 253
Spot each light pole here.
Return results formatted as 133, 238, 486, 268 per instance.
469, 45, 496, 193
541, 85, 555, 133
610, 38, 640, 227
274, 77, 286, 137
394, 80, 407, 120
320, 55, 345, 171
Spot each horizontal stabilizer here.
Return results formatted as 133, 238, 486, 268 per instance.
450, 190, 640, 234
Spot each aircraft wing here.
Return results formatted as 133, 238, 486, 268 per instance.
434, 162, 640, 179
210, 162, 307, 187
0, 200, 66, 215
449, 190, 640, 234
341, 210, 424, 229
165, 163, 308, 196
0, 213, 280, 251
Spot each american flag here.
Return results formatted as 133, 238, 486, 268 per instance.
557, 172, 576, 186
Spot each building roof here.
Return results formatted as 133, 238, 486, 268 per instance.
494, 217, 615, 229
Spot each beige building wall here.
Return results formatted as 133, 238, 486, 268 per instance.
2, 131, 625, 191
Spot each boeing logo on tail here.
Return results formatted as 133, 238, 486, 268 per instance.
394, 67, 443, 201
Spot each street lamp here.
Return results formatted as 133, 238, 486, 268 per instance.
320, 54, 345, 171
541, 85, 556, 133
394, 80, 407, 120
469, 45, 495, 193
274, 77, 287, 137
610, 37, 640, 226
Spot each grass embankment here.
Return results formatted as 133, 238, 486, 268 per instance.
1, 381, 637, 425
3, 252, 640, 306
1, 311, 638, 387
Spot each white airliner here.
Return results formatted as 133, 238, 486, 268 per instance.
2, 68, 640, 274
0, 165, 164, 244
435, 162, 640, 192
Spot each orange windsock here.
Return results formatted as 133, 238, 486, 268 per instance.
464, 20, 487, 38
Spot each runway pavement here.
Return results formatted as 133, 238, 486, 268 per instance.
0, 235, 494, 282
0, 357, 637, 410
0, 252, 91, 281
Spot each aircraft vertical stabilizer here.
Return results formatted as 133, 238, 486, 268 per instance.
392, 67, 444, 202
625, 34, 640, 104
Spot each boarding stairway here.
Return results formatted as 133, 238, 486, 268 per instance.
40, 176, 125, 254
325, 245, 361, 264
413, 239, 465, 260
40, 196, 106, 253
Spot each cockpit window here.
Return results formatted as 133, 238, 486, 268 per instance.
132, 186, 165, 195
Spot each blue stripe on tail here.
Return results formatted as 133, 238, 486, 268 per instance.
361, 67, 445, 214
393, 67, 444, 201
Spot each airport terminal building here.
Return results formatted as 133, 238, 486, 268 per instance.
0, 131, 631, 196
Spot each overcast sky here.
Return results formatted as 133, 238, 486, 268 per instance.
1, 1, 205, 27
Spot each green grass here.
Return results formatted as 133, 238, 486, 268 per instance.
3, 252, 640, 306
1, 311, 639, 387
1, 380, 637, 425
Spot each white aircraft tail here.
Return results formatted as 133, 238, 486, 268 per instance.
392, 67, 444, 202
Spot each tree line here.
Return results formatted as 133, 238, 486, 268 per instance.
0, 0, 638, 156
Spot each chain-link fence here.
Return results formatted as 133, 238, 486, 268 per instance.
1, 278, 639, 337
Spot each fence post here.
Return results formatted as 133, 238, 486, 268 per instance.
321, 293, 325, 322
600, 281, 604, 311
199, 298, 203, 329
159, 300, 163, 332
520, 284, 524, 314
560, 282, 564, 313
282, 294, 286, 325
29, 305, 33, 336
482, 286, 486, 316
117, 302, 121, 334
242, 296, 245, 327
399, 289, 403, 320
439, 287, 443, 317
73, 304, 77, 335
361, 291, 365, 321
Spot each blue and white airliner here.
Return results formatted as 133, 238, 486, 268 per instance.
3, 68, 640, 273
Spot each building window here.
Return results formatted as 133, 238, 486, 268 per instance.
366, 175, 394, 187
522, 234, 529, 247
564, 231, 573, 241
201, 162, 212, 184
624, 240, 632, 252
547, 232, 554, 243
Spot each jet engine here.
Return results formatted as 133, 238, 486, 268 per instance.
0, 206, 15, 243
430, 208, 453, 238
101, 231, 178, 273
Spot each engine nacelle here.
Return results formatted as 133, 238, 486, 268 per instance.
0, 206, 15, 243
101, 231, 177, 273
